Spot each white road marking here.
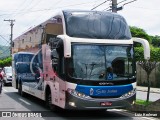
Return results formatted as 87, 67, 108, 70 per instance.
19, 98, 31, 105
2, 88, 7, 92
141, 117, 158, 120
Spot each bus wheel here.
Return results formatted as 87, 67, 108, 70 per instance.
18, 83, 25, 97
46, 91, 56, 111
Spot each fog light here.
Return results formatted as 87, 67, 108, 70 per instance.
69, 102, 76, 107
132, 100, 135, 105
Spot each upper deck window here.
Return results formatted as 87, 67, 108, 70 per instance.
63, 11, 131, 39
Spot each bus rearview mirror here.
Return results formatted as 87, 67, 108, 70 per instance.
132, 37, 150, 60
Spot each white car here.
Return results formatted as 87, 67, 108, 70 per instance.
3, 66, 12, 86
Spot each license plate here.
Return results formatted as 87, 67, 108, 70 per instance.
100, 102, 112, 106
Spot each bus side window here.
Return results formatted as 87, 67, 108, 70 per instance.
50, 36, 64, 78
51, 49, 59, 72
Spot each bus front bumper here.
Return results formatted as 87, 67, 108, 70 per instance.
65, 92, 136, 110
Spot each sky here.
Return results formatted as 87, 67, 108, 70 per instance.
0, 0, 160, 46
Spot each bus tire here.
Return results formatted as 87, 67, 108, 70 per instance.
0, 81, 2, 94
16, 79, 18, 89
46, 90, 57, 111
18, 82, 25, 97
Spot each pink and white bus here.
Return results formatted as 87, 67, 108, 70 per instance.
12, 10, 150, 111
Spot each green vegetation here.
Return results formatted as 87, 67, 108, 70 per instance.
130, 26, 152, 46
131, 26, 160, 66
151, 35, 160, 47
130, 26, 160, 102
130, 26, 160, 48
0, 57, 12, 68
136, 99, 152, 106
135, 47, 160, 62
0, 45, 11, 67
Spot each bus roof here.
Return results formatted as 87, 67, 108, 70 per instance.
63, 10, 131, 39
13, 52, 34, 55
13, 9, 131, 41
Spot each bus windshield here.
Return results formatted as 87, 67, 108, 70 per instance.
68, 44, 135, 81
16, 63, 31, 73
64, 11, 131, 39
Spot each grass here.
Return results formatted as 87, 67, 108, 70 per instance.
136, 99, 152, 106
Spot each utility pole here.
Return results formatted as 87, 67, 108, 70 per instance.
4, 19, 15, 55
112, 0, 117, 13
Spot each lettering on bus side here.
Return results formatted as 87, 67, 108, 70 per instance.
96, 89, 117, 95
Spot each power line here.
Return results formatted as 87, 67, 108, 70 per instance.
13, 0, 44, 19
103, 0, 137, 12
117, 0, 128, 5
0, 0, 101, 17
11, 0, 101, 36
0, 43, 10, 58
11, 0, 34, 18
0, 48, 10, 55
123, 0, 137, 6
0, 0, 101, 38
0, 34, 10, 44
103, 7, 111, 11
125, 5, 160, 11
24, 0, 63, 31
118, 0, 137, 11
91, 0, 109, 10
102, 0, 117, 12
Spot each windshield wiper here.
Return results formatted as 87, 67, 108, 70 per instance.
80, 62, 97, 80
80, 67, 85, 80
89, 62, 97, 79
80, 62, 102, 80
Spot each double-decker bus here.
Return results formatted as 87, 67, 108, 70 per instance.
12, 10, 150, 111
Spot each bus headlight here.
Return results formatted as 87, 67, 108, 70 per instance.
120, 88, 136, 98
67, 88, 90, 98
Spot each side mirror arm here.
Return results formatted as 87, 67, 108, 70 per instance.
132, 37, 150, 60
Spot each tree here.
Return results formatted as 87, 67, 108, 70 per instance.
138, 61, 157, 102
0, 57, 12, 68
151, 35, 160, 47
135, 47, 160, 102
130, 26, 152, 47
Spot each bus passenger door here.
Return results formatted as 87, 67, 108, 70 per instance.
50, 45, 66, 108
43, 44, 60, 106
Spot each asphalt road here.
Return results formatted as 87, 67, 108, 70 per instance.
0, 86, 158, 120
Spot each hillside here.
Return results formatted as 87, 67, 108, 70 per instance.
0, 45, 10, 59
